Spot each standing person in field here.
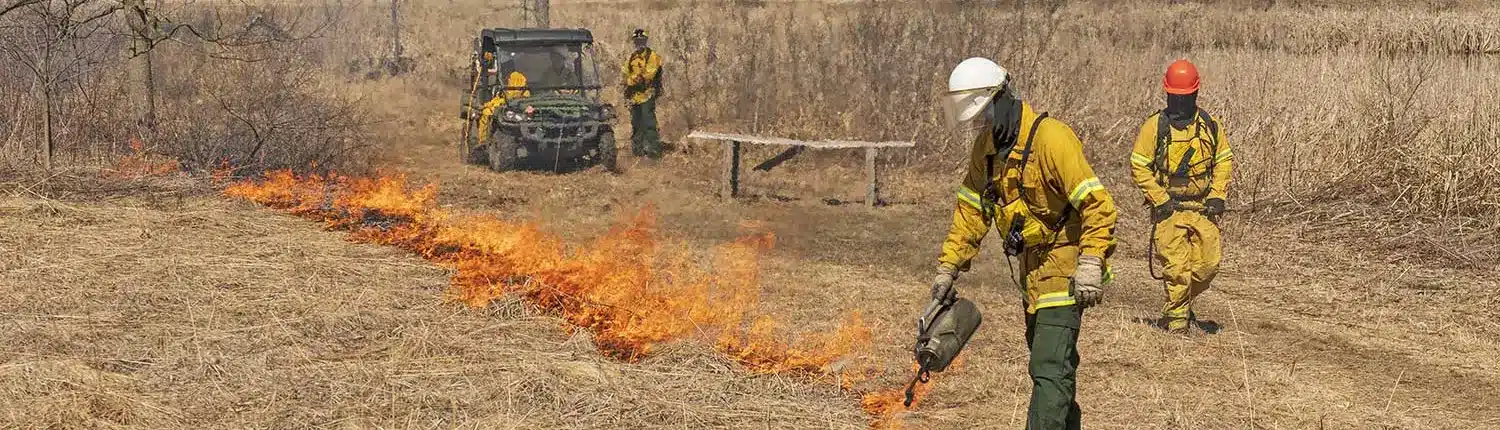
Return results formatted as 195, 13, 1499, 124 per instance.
932, 57, 1118, 429
622, 28, 664, 160
1129, 59, 1234, 335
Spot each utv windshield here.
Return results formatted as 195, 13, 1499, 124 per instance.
491, 43, 601, 97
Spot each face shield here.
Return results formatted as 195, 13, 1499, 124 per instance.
942, 85, 1000, 131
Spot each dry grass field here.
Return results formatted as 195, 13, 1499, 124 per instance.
4, 0, 1500, 429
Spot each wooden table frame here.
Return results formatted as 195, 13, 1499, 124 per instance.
686, 131, 916, 207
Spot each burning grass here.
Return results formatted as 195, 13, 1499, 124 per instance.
224, 170, 871, 375
106, 138, 182, 180
859, 358, 966, 430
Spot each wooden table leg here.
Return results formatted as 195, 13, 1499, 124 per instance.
866, 147, 879, 206
723, 140, 741, 199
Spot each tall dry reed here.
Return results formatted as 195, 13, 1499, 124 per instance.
327, 0, 1500, 260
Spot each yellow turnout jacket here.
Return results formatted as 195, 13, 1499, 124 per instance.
1129, 110, 1232, 205
938, 103, 1118, 313
623, 48, 663, 105
478, 71, 531, 138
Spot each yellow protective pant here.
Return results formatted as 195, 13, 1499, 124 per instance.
1152, 209, 1221, 330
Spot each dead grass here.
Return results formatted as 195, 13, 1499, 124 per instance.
551, 1, 1500, 264
319, 0, 1500, 264
7, 162, 1500, 428
5, 0, 1500, 428
0, 176, 867, 429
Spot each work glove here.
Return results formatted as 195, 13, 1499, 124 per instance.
930, 264, 958, 302
1204, 198, 1226, 216
1151, 199, 1179, 224
1073, 255, 1105, 308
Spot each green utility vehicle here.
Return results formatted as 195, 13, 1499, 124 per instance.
460, 28, 617, 172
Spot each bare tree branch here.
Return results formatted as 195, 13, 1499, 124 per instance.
71, 3, 119, 27
0, 0, 44, 19
121, 0, 343, 60
207, 87, 267, 163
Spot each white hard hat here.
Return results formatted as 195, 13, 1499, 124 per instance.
943, 57, 1009, 127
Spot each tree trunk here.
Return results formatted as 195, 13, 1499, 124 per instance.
536, 0, 548, 28
38, 41, 54, 170
525, 0, 549, 28
41, 84, 53, 170
123, 0, 156, 133
390, 0, 402, 58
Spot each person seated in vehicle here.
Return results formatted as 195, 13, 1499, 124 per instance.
477, 57, 531, 139
552, 49, 581, 95
499, 56, 531, 100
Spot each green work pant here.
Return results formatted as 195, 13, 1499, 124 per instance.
630, 97, 661, 159
1026, 305, 1082, 430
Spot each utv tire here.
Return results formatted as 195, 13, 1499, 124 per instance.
487, 132, 521, 172
598, 130, 619, 173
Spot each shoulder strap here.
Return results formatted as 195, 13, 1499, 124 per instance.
1153, 110, 1170, 163
1197, 109, 1218, 149
1017, 112, 1049, 176
1197, 108, 1220, 178
981, 103, 1004, 199
1022, 112, 1076, 232
981, 111, 1048, 207
1011, 112, 1049, 206
650, 49, 664, 89
1152, 109, 1221, 172
1152, 110, 1169, 185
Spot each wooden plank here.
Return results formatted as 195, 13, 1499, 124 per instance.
722, 140, 741, 199
865, 147, 879, 206
688, 130, 914, 149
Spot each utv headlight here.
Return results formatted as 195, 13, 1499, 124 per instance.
503, 110, 524, 122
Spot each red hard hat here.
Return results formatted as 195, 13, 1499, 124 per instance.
1163, 59, 1200, 95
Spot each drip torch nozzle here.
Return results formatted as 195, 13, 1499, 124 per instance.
903, 358, 934, 407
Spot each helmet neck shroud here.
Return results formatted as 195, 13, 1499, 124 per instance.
1165, 92, 1198, 129
987, 86, 1023, 154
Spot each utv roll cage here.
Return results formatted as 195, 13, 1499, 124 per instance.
473, 27, 604, 93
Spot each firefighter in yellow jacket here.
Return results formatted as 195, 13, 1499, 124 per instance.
933, 57, 1118, 429
622, 28, 664, 159
1129, 59, 1233, 335
476, 56, 531, 140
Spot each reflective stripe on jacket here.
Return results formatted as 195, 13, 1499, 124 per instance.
1130, 112, 1232, 205
937, 103, 1119, 312
940, 102, 1118, 268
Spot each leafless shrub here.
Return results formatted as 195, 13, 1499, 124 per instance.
0, 0, 372, 176
0, 0, 125, 169
153, 54, 374, 176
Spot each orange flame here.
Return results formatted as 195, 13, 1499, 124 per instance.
210, 159, 234, 184
717, 312, 875, 379
109, 138, 180, 179
224, 170, 871, 372
860, 357, 966, 429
